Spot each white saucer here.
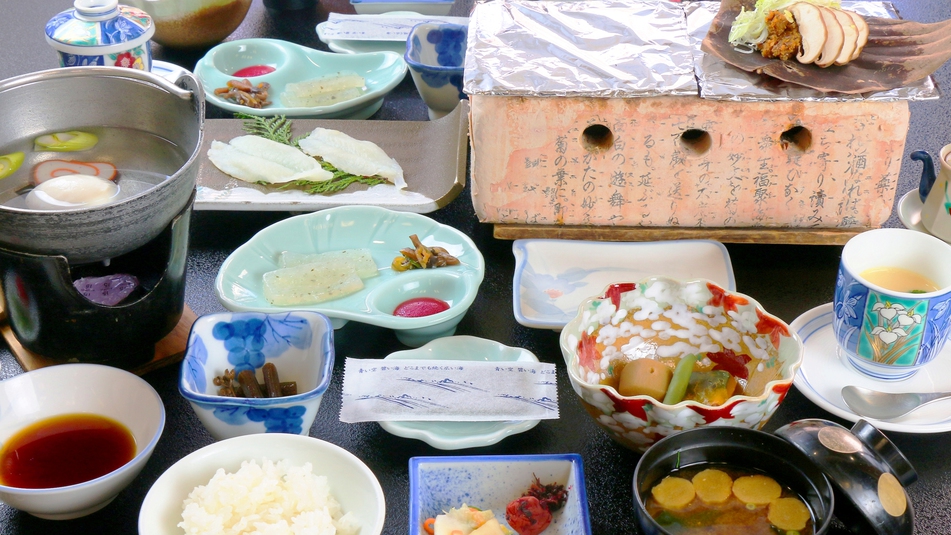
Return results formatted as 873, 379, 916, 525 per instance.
897, 190, 928, 233
790, 303, 951, 433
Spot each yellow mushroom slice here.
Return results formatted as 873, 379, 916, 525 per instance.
789, 3, 827, 65
651, 476, 696, 509
833, 9, 859, 65
691, 469, 734, 504
768, 497, 811, 531
815, 6, 844, 67
732, 474, 782, 505
846, 10, 869, 61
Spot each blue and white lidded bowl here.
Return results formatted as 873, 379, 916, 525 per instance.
45, 0, 154, 70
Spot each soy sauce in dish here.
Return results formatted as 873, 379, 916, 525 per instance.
0, 413, 136, 489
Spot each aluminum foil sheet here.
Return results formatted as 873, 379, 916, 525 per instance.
464, 0, 938, 102
463, 0, 699, 97
685, 1, 940, 101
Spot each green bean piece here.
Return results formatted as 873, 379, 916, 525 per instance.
663, 354, 700, 405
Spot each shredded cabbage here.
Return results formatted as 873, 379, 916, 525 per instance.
728, 0, 842, 47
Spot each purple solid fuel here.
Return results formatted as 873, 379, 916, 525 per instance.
73, 274, 140, 306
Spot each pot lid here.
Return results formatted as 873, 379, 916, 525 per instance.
774, 419, 916, 535
45, 0, 153, 49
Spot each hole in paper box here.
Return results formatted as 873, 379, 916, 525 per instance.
581, 124, 614, 152
679, 129, 712, 155
780, 126, 813, 152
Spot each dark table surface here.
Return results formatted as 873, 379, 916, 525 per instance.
2, 0, 951, 534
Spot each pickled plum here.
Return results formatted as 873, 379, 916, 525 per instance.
392, 297, 449, 318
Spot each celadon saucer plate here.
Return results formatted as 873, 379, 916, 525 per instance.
195, 38, 406, 119
381, 336, 542, 449
214, 206, 485, 347
512, 239, 735, 330
791, 303, 951, 433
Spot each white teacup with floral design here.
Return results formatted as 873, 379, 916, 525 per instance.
833, 228, 951, 381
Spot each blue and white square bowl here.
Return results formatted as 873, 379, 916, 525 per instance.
409, 454, 592, 535
179, 311, 334, 440
405, 22, 468, 120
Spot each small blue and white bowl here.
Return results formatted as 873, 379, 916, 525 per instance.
179, 311, 334, 440
410, 454, 592, 535
405, 22, 468, 120
45, 0, 154, 70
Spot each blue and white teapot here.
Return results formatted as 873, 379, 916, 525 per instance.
45, 0, 154, 70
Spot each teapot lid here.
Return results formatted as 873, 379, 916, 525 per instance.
45, 0, 154, 52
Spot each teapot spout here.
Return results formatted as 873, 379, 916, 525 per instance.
912, 150, 937, 203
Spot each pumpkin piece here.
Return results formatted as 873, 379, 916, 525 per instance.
768, 497, 811, 531
684, 370, 738, 406
691, 469, 734, 504
732, 474, 782, 505
651, 476, 696, 510
618, 358, 672, 400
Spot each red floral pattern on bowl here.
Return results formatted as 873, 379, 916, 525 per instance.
559, 277, 803, 453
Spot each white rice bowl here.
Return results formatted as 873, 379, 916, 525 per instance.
140, 434, 385, 535
180, 459, 361, 535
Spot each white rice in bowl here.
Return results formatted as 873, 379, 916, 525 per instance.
179, 458, 361, 535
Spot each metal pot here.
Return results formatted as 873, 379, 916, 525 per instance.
0, 66, 203, 264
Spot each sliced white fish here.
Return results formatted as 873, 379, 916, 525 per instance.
297, 128, 406, 189
207, 135, 332, 185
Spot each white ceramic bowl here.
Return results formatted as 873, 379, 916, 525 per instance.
0, 364, 165, 520
381, 336, 541, 449
139, 433, 386, 535
179, 311, 334, 440
410, 454, 592, 535
405, 22, 468, 120
560, 277, 804, 453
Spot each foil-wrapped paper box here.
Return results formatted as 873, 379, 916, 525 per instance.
464, 0, 932, 231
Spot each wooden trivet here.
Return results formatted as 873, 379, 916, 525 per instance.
1, 305, 196, 376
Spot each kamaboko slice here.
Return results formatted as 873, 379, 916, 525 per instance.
207, 135, 332, 185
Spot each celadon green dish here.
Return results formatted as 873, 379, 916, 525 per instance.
382, 336, 541, 449
214, 206, 485, 347
194, 38, 407, 119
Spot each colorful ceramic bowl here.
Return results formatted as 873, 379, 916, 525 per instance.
139, 434, 386, 535
0, 364, 164, 520
405, 22, 468, 120
214, 205, 485, 347
381, 336, 541, 449
410, 454, 592, 535
179, 311, 334, 440
195, 38, 407, 119
559, 277, 803, 453
45, 0, 154, 70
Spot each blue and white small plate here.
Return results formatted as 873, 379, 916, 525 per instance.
410, 454, 592, 535
381, 336, 542, 449
513, 239, 736, 330
195, 38, 407, 119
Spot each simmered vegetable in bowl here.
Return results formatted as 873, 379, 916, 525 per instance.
559, 277, 803, 453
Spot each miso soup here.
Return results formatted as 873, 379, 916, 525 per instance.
0, 126, 186, 210
645, 464, 815, 535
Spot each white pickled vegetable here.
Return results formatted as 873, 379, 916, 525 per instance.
279, 249, 379, 279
